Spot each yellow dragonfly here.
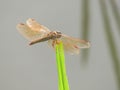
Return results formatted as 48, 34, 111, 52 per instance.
17, 18, 90, 54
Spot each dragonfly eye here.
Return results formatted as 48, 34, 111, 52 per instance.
56, 31, 62, 38
56, 31, 62, 35
57, 31, 61, 34
49, 31, 62, 39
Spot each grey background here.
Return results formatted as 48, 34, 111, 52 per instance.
0, 0, 120, 90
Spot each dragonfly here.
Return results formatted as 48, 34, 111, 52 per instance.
17, 18, 90, 54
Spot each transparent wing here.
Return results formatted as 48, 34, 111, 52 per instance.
47, 34, 90, 54
60, 34, 90, 54
16, 23, 48, 41
26, 18, 50, 32
17, 18, 51, 41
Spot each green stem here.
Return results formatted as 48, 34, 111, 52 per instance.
55, 41, 70, 90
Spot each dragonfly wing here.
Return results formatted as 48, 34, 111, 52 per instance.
47, 38, 80, 54
60, 34, 90, 54
26, 18, 50, 32
16, 23, 47, 41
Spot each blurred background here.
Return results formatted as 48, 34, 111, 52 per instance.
0, 0, 120, 90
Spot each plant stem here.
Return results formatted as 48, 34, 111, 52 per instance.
55, 41, 70, 90
81, 0, 90, 63
99, 0, 120, 90
109, 0, 120, 33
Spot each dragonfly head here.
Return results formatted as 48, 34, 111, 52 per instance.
56, 31, 62, 35
50, 31, 62, 39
